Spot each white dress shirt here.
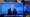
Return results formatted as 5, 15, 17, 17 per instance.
17, 1, 21, 3
11, 8, 14, 13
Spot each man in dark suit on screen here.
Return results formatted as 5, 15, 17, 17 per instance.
23, 6, 28, 17
7, 3, 17, 15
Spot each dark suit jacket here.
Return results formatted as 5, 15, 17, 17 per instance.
7, 8, 17, 15
23, 10, 28, 17
24, 10, 28, 14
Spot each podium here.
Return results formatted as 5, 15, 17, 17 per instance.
4, 15, 23, 17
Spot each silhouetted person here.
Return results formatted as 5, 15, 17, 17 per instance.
23, 6, 28, 17
7, 3, 17, 15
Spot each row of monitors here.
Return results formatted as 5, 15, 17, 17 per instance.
0, 2, 30, 14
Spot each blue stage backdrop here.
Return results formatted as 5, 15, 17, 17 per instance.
26, 5, 30, 13
1, 2, 24, 14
